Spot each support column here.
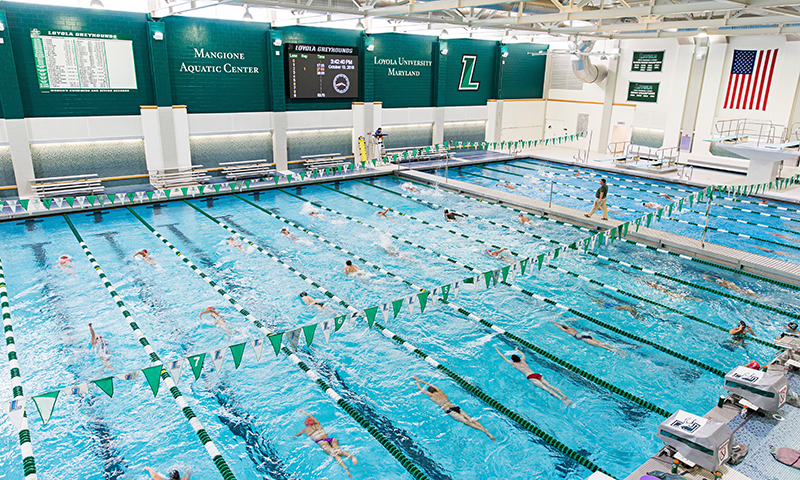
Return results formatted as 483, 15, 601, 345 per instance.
597, 41, 620, 153
272, 112, 288, 172
0, 10, 35, 198
267, 29, 287, 170
352, 102, 382, 161
679, 38, 709, 154
485, 100, 503, 143
433, 107, 445, 144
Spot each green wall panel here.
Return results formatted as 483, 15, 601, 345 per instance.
372, 33, 434, 108
164, 17, 270, 113
442, 38, 497, 107
190, 133, 273, 171
31, 139, 146, 186
500, 43, 548, 99
279, 26, 361, 112
2, 3, 154, 117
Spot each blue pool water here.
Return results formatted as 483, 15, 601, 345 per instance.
435, 159, 800, 264
0, 171, 797, 480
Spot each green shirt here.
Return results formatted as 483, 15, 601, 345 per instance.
596, 184, 608, 199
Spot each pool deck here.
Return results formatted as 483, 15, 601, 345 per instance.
396, 169, 800, 287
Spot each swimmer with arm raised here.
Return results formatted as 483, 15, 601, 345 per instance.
293, 409, 357, 478
133, 249, 157, 266
199, 306, 232, 337
494, 346, 571, 405
89, 323, 112, 369
551, 321, 622, 355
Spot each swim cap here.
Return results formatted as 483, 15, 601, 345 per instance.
142, 249, 148, 253
304, 417, 315, 426
60, 255, 69, 259
789, 322, 798, 330
746, 361, 761, 370
299, 292, 307, 297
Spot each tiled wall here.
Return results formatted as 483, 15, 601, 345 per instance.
0, 147, 16, 197
382, 125, 433, 149
444, 122, 486, 144
287, 129, 352, 164
30, 139, 147, 187
190, 133, 274, 172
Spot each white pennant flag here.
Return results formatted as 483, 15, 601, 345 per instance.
407, 295, 415, 317
473, 275, 481, 291
76, 197, 86, 207
381, 303, 392, 322
115, 193, 125, 204
117, 371, 139, 381
452, 281, 461, 299
252, 338, 264, 361
62, 383, 88, 396
212, 349, 227, 373
135, 191, 145, 202
168, 359, 184, 384
4, 398, 26, 431
429, 287, 439, 306
321, 319, 333, 344
54, 198, 64, 208
286, 328, 302, 351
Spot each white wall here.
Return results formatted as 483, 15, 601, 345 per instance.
25, 115, 143, 143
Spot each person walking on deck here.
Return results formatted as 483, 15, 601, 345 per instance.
584, 178, 609, 221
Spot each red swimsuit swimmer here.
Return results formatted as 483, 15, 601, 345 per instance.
527, 373, 542, 380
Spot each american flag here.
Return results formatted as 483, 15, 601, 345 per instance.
723, 49, 778, 111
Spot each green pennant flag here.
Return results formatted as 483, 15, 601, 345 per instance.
483, 271, 494, 288
268, 333, 283, 355
501, 265, 511, 283
537, 254, 545, 270
441, 284, 451, 302
364, 306, 378, 328
127, 192, 135, 203
180, 187, 189, 197
66, 197, 75, 207
93, 377, 114, 398
689, 194, 694, 207
334, 315, 346, 332
42, 198, 52, 210
287, 174, 293, 183
19, 199, 29, 211
163, 189, 171, 199
107, 194, 115, 204
199, 185, 206, 194
678, 199, 683, 211
598, 232, 605, 245
300, 172, 306, 181
623, 222, 629, 237
657, 208, 663, 222
227, 182, 236, 192
188, 354, 205, 380
583, 237, 590, 252
274, 176, 280, 185
302, 324, 317, 346
635, 217, 641, 232
646, 213, 653, 227
146, 191, 154, 201
667, 204, 673, 217
230, 343, 247, 369
244, 180, 251, 189
553, 248, 560, 259
417, 291, 429, 314
86, 196, 95, 206
392, 298, 404, 318
142, 365, 163, 397
519, 258, 528, 276
32, 391, 59, 425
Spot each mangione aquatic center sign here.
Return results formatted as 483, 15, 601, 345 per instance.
178, 48, 261, 74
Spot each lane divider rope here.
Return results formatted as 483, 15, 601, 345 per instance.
315, 188, 730, 376
226, 194, 614, 477
0, 260, 38, 480
363, 181, 781, 348
124, 206, 431, 480
61, 215, 238, 480
271, 190, 678, 422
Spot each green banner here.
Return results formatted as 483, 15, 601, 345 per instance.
627, 82, 659, 103
631, 51, 664, 72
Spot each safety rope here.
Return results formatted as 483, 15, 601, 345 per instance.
0, 259, 38, 480
62, 215, 238, 480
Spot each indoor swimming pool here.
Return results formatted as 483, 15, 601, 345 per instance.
1, 174, 798, 480
435, 159, 800, 264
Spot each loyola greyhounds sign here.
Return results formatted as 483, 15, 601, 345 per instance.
458, 54, 481, 91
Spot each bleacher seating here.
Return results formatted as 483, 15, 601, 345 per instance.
149, 165, 211, 189
30, 174, 104, 198
220, 160, 276, 180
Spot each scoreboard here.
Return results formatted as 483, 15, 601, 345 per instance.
286, 43, 359, 99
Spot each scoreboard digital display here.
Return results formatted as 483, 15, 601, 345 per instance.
286, 43, 359, 99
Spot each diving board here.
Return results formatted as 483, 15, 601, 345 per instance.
765, 140, 800, 150
704, 135, 749, 143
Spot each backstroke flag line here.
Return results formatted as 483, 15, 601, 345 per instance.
723, 48, 778, 111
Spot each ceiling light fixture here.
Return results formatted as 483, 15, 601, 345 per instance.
243, 6, 253, 20
89, 0, 104, 7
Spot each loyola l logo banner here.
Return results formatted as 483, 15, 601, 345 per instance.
458, 55, 480, 91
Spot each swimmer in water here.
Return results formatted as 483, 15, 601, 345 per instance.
144, 467, 191, 480
376, 207, 397, 221
294, 409, 357, 478
88, 323, 112, 369
703, 275, 759, 298
574, 170, 582, 178
344, 260, 359, 275
551, 321, 622, 354
730, 320, 755, 337
518, 212, 532, 225
308, 211, 327, 221
776, 322, 799, 341
486, 247, 515, 263
199, 306, 231, 337
281, 228, 298, 242
658, 194, 674, 202
412, 375, 496, 440
638, 279, 700, 301
753, 245, 791, 257
401, 185, 420, 194
642, 202, 660, 209
495, 346, 571, 406
444, 209, 464, 222
226, 236, 246, 252
587, 293, 643, 320
57, 255, 74, 273
299, 292, 336, 315
496, 182, 515, 190
768, 232, 800, 244
133, 249, 157, 266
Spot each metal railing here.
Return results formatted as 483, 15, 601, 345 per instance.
712, 118, 786, 146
